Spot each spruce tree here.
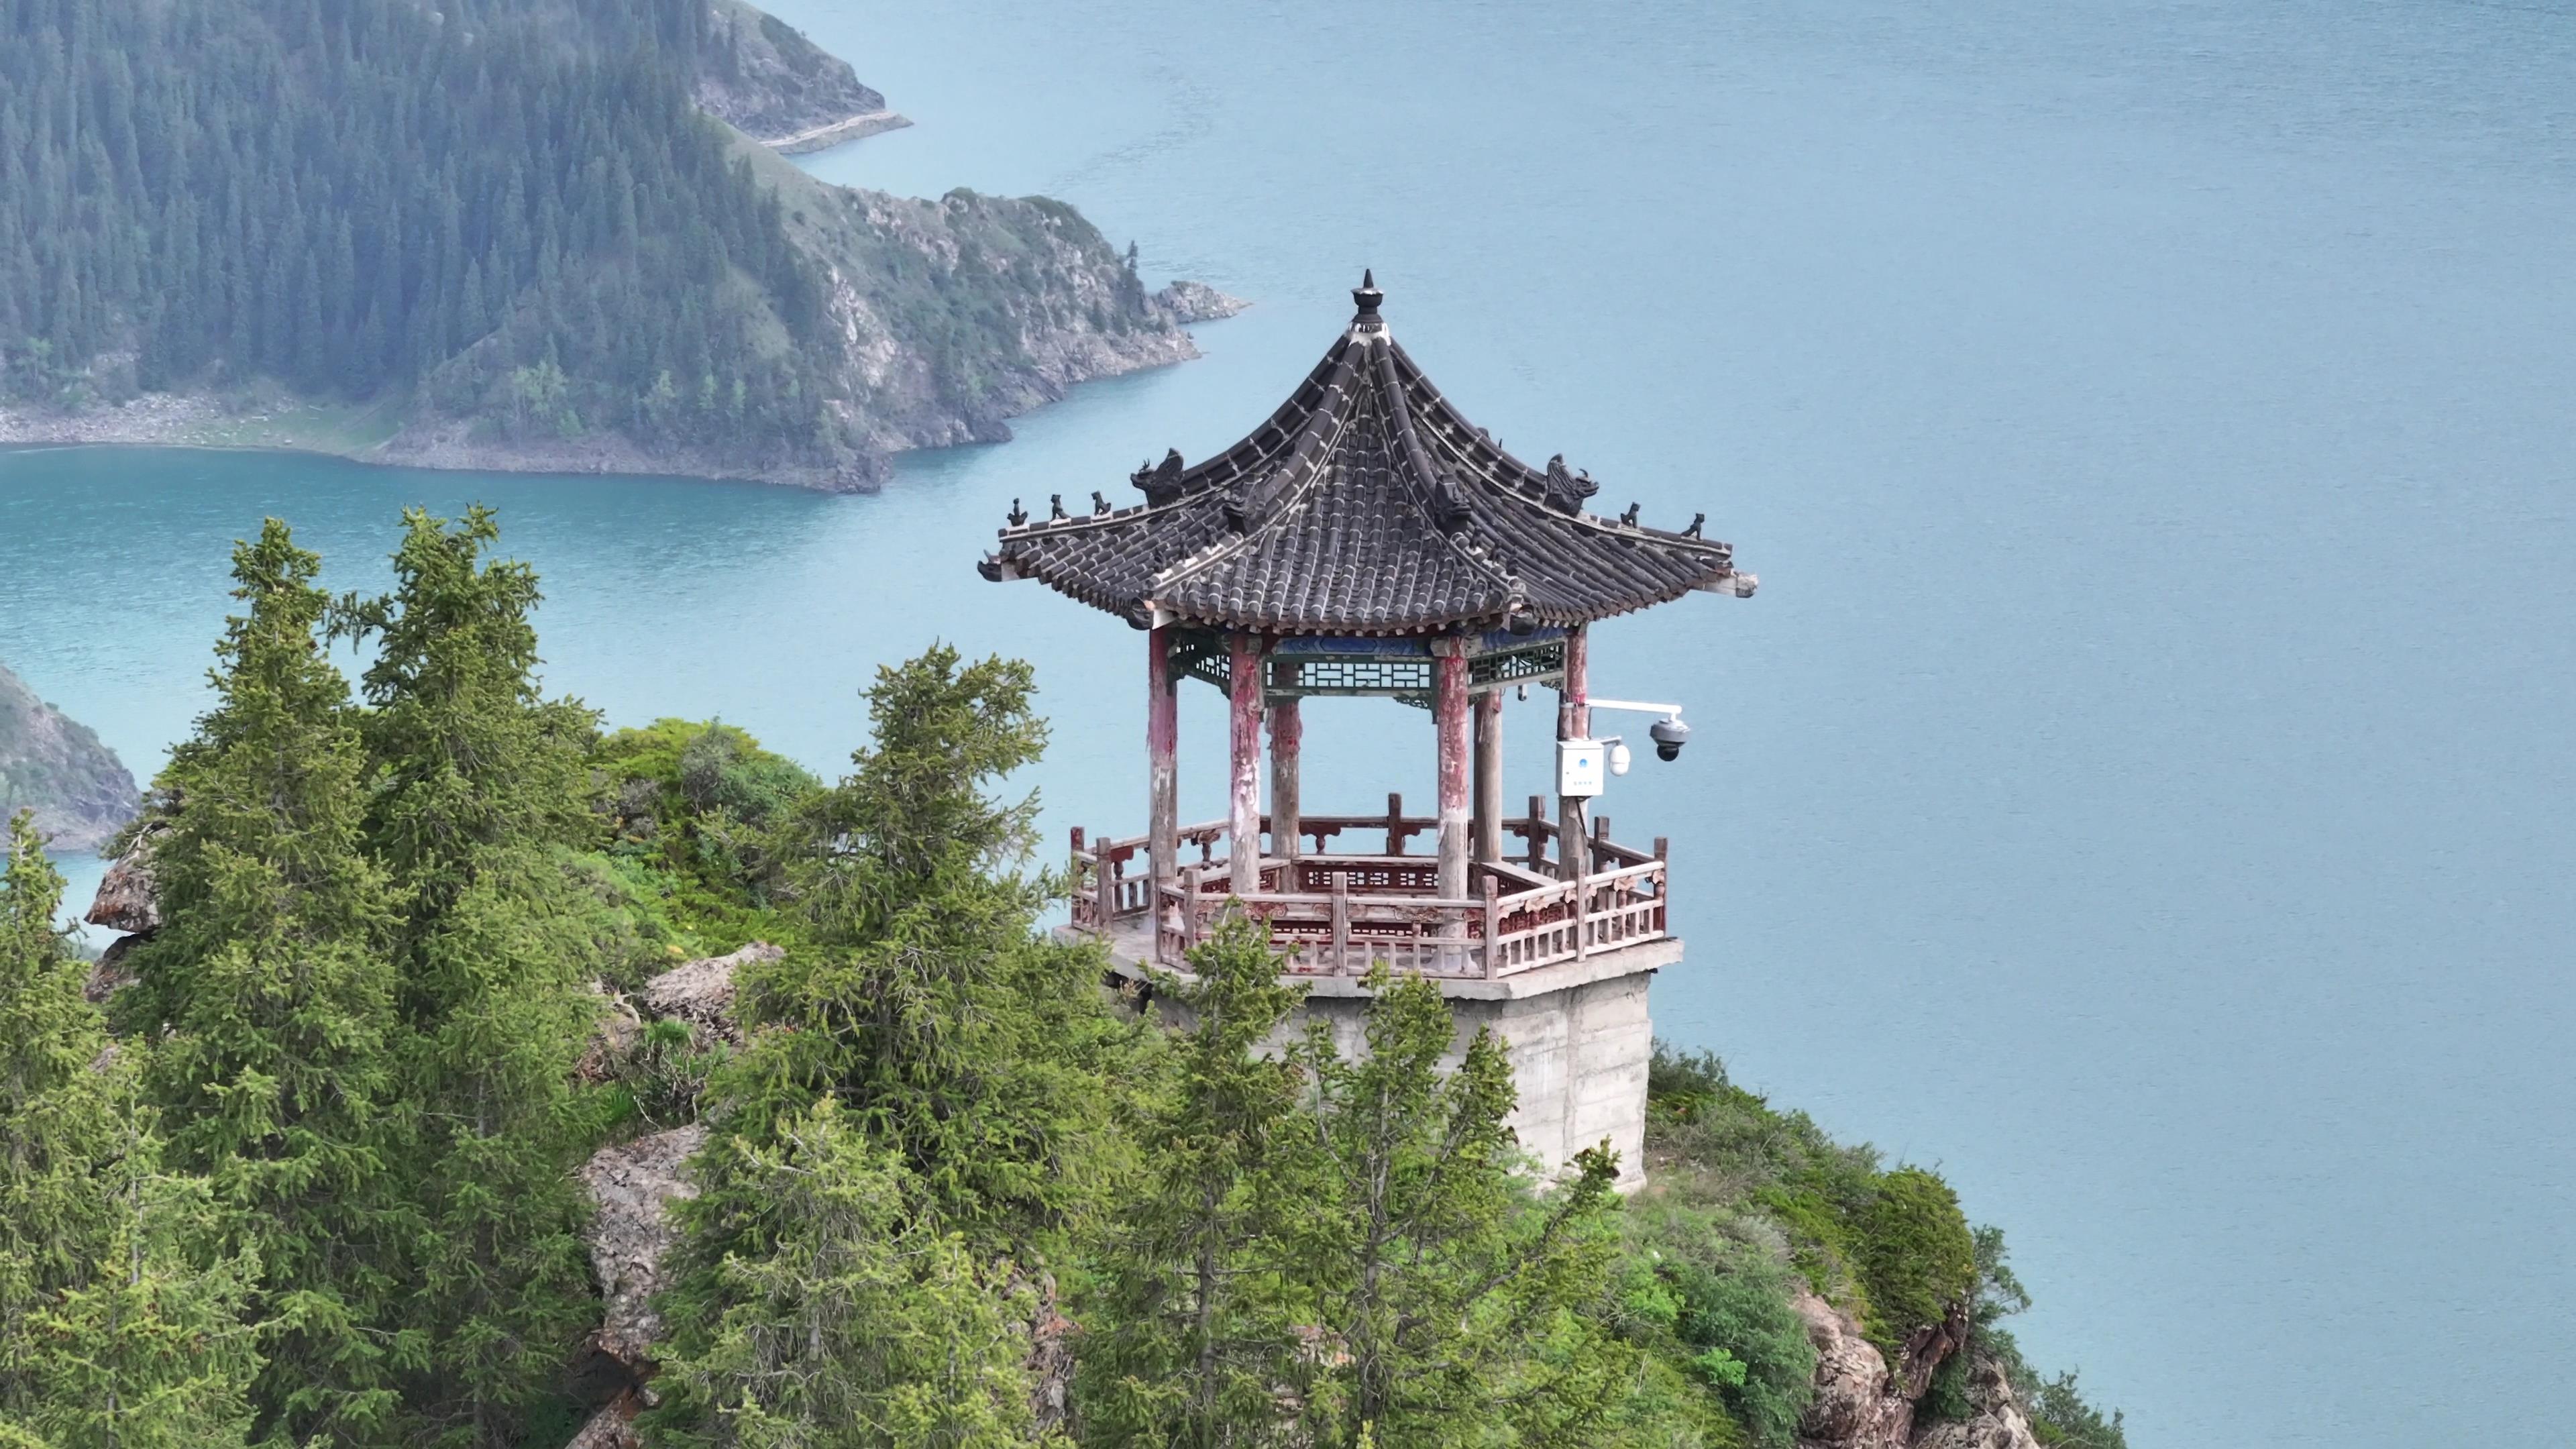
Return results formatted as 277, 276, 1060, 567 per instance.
650, 647, 1142, 1447
337, 506, 604, 1449
1290, 974, 1635, 1448
0, 812, 262, 1449
1077, 914, 1319, 1448
708, 645, 1131, 1247
655, 1100, 1040, 1449
122, 519, 407, 1446
0, 812, 122, 1405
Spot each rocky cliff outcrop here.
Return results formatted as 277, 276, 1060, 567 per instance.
580, 1123, 709, 1378
1157, 278, 1253, 324
568, 1124, 705, 1449
0, 663, 139, 853
763, 168, 1240, 486
83, 816, 163, 1006
1794, 1288, 1977, 1449
1911, 1356, 2045, 1449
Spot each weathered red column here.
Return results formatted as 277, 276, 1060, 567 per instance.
1555, 625, 1589, 882
1269, 659, 1301, 861
1434, 638, 1472, 903
1148, 625, 1179, 887
1472, 687, 1503, 865
1228, 633, 1266, 895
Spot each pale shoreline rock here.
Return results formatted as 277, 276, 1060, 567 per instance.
1155, 278, 1252, 323
767, 108, 913, 154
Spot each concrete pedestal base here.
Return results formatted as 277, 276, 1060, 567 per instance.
1095, 929, 1678, 1192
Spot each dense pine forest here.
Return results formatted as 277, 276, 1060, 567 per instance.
0, 509, 2126, 1449
0, 0, 1197, 484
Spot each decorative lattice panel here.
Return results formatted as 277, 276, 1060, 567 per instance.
1169, 628, 1232, 694
1167, 631, 1566, 709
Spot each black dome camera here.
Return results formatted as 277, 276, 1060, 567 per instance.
1650, 716, 1690, 761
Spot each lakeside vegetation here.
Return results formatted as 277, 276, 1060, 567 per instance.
0, 510, 2124, 1448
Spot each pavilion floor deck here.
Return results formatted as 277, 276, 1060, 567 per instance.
1069, 798, 1670, 982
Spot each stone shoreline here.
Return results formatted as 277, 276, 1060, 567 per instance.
0, 399, 881, 492
765, 108, 913, 155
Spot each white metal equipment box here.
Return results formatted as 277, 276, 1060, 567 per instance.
1557, 738, 1606, 798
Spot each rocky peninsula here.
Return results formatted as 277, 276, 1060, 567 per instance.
0, 0, 1245, 493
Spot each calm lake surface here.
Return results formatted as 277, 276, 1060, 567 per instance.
5, 1, 2573, 1442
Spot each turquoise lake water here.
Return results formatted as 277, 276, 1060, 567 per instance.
5, 1, 2573, 1442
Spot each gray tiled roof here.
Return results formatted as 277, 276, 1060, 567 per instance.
981, 278, 1747, 635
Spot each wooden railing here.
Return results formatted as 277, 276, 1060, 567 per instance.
1069, 794, 1670, 981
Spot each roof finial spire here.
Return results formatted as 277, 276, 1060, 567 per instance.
1350, 268, 1387, 334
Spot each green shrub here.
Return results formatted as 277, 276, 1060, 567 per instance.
1640, 1043, 2106, 1446
1854, 1167, 1976, 1355
1664, 1246, 1817, 1448
1618, 1197, 1817, 1449
676, 722, 818, 826
2026, 1369, 2129, 1448
585, 720, 816, 953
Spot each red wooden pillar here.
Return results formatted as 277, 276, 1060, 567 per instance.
1555, 624, 1590, 882
1148, 626, 1179, 888
1434, 638, 1471, 904
1270, 659, 1302, 862
1228, 633, 1265, 895
1471, 687, 1503, 865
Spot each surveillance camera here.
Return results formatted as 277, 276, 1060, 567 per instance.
1607, 740, 1633, 775
1649, 716, 1689, 761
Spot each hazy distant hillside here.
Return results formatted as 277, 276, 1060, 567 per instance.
0, 661, 137, 852
424, 0, 901, 146
0, 0, 1215, 487
692, 0, 907, 148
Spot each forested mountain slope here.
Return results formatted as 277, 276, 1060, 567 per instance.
0, 0, 1220, 488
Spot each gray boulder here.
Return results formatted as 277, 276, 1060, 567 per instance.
640, 941, 783, 1046
85, 824, 164, 935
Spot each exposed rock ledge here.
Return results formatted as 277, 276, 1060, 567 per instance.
85, 824, 163, 936
692, 0, 904, 154
1157, 279, 1252, 324
1794, 1286, 2038, 1449
766, 108, 914, 155
1912, 1356, 2045, 1449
